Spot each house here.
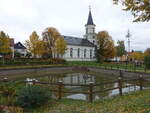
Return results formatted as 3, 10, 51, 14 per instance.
14, 42, 27, 57
43, 8, 97, 61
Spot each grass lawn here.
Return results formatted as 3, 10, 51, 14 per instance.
26, 89, 150, 113
1, 89, 149, 113
67, 61, 149, 73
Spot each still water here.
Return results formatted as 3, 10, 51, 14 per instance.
31, 72, 147, 101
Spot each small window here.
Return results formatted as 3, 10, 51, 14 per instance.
90, 49, 92, 59
77, 48, 80, 58
70, 48, 73, 58
93, 36, 95, 39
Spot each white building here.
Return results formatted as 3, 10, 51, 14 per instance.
43, 9, 97, 61
62, 9, 97, 61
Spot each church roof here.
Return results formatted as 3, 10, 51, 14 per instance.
87, 10, 94, 25
63, 36, 95, 47
14, 42, 26, 49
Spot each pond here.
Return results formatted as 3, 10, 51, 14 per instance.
27, 72, 149, 101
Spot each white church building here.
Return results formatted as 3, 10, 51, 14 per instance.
62, 9, 97, 61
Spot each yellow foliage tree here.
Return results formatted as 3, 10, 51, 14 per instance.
25, 31, 45, 57
129, 52, 144, 61
144, 48, 150, 57
97, 31, 116, 61
0, 31, 11, 56
42, 27, 66, 58
55, 37, 67, 58
36, 40, 46, 57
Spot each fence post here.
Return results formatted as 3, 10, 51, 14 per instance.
144, 67, 146, 72
58, 81, 63, 100
118, 77, 123, 96
32, 80, 36, 85
89, 82, 94, 103
139, 75, 143, 91
125, 63, 127, 71
119, 70, 123, 77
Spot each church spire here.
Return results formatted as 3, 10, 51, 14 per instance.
87, 6, 94, 25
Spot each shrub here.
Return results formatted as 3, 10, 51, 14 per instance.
0, 81, 22, 97
17, 85, 51, 109
144, 56, 150, 70
0, 81, 23, 106
51, 58, 66, 64
0, 106, 24, 113
0, 58, 67, 65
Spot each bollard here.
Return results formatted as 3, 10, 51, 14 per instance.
89, 82, 94, 103
118, 77, 123, 96
58, 81, 63, 100
139, 75, 143, 91
119, 70, 123, 78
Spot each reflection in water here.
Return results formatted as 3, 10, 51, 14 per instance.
37, 73, 143, 101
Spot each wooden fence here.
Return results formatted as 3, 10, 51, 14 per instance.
24, 75, 144, 103
0, 74, 145, 103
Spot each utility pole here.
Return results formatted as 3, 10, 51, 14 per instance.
126, 29, 131, 53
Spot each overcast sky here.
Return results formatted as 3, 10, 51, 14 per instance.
0, 0, 149, 51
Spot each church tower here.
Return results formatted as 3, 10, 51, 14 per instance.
84, 7, 97, 45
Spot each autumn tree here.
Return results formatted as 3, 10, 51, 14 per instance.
25, 31, 45, 58
55, 37, 67, 58
144, 48, 150, 57
113, 0, 150, 22
116, 40, 126, 57
129, 51, 144, 61
96, 31, 116, 62
42, 27, 67, 58
144, 48, 150, 70
0, 31, 12, 57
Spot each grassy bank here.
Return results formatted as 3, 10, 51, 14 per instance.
0, 61, 150, 73
67, 61, 149, 73
0, 61, 149, 74
19, 89, 150, 113
0, 64, 66, 70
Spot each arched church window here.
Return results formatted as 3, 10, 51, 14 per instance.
77, 48, 80, 58
70, 48, 73, 58
90, 49, 92, 59
93, 40, 95, 44
84, 49, 86, 58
